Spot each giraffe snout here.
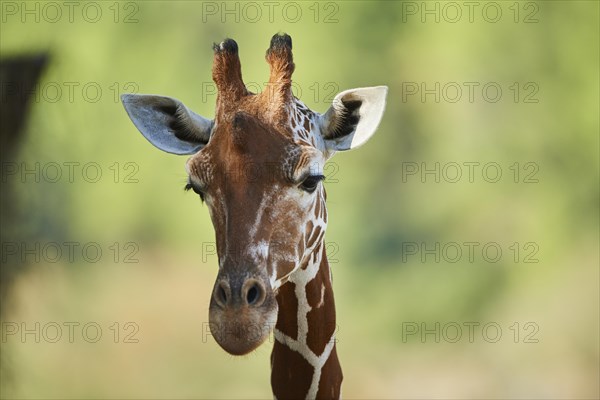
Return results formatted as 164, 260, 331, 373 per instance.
208, 272, 278, 355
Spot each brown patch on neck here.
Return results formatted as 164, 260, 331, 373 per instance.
271, 340, 314, 397
275, 280, 298, 340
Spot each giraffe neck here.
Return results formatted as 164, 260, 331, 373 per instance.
270, 242, 342, 399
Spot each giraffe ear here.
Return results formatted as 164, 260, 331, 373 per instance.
319, 86, 388, 151
121, 94, 213, 155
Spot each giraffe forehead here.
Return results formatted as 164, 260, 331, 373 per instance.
216, 92, 317, 133
188, 127, 324, 183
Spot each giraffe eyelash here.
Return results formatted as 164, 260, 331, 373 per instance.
299, 175, 325, 193
184, 181, 205, 202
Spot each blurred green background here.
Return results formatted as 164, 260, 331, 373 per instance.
1, 1, 598, 398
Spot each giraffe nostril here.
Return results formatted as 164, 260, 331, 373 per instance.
214, 281, 229, 308
246, 284, 259, 305
219, 286, 227, 303
243, 280, 266, 307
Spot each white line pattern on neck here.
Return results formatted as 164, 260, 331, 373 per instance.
274, 244, 337, 399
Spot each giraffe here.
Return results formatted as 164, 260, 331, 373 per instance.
121, 33, 387, 399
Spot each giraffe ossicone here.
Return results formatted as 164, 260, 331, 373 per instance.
122, 33, 387, 399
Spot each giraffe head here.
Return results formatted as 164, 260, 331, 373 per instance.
121, 33, 387, 355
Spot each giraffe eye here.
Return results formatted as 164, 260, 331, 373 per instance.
300, 175, 325, 193
184, 181, 205, 202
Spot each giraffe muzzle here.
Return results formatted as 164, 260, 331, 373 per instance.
208, 272, 278, 355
